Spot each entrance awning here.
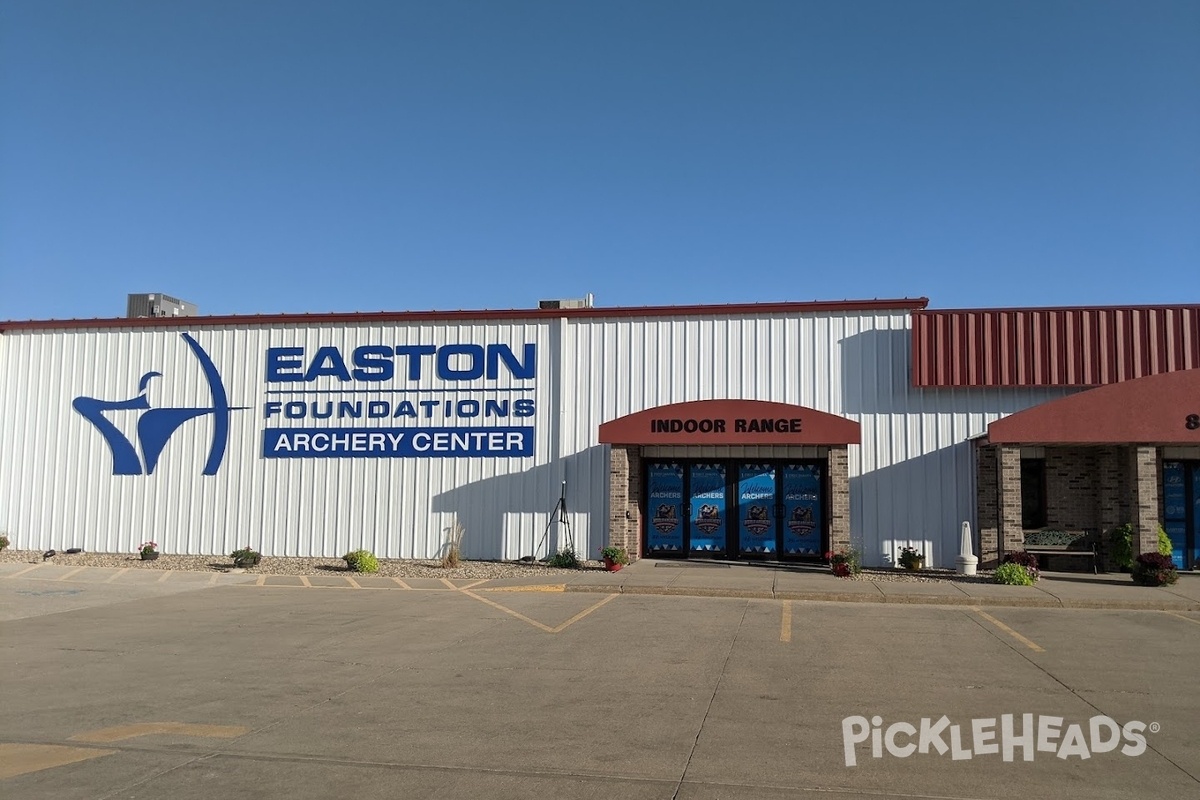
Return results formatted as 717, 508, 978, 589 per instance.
988, 368, 1200, 445
598, 399, 860, 446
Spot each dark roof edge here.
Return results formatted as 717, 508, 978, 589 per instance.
915, 302, 1200, 315
0, 298, 930, 332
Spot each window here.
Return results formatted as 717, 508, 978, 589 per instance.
1020, 459, 1047, 529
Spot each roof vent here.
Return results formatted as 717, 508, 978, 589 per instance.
538, 293, 594, 310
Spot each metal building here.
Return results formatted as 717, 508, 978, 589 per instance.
1, 298, 1196, 569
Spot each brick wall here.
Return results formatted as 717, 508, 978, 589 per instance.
999, 446, 1023, 562
828, 446, 850, 554
977, 445, 999, 566
1132, 445, 1160, 556
606, 445, 642, 561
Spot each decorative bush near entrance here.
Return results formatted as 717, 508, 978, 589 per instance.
0, 534, 9, 551
993, 563, 1034, 586
1002, 551, 1041, 581
343, 549, 380, 573
1131, 553, 1178, 587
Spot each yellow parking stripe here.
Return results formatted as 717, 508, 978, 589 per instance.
70, 722, 248, 744
972, 607, 1044, 652
0, 744, 115, 779
1163, 611, 1200, 627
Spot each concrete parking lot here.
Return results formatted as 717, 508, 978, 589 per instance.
1, 567, 1198, 799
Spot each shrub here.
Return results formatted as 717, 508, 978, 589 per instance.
230, 546, 260, 565
441, 520, 466, 569
1156, 526, 1173, 557
1131, 553, 1178, 587
1108, 524, 1135, 570
1002, 551, 1041, 581
548, 545, 581, 569
826, 547, 861, 578
343, 549, 379, 573
993, 563, 1034, 586
0, 534, 9, 551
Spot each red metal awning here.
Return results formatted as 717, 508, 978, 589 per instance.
598, 399, 861, 446
987, 368, 1200, 445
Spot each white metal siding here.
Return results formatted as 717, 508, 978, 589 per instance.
0, 310, 1070, 566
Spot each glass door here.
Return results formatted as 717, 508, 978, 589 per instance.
737, 463, 777, 555
646, 462, 685, 554
688, 463, 727, 555
782, 463, 823, 556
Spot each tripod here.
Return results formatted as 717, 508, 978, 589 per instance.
536, 480, 572, 560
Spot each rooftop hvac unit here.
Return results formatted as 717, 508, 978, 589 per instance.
538, 293, 594, 309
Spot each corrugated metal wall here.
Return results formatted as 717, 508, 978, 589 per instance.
912, 306, 1200, 387
0, 309, 1069, 567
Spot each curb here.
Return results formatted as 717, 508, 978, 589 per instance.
562, 583, 1200, 612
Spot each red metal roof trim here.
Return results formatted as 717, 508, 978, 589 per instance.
0, 298, 929, 332
913, 305, 1200, 388
598, 399, 861, 446
987, 368, 1200, 445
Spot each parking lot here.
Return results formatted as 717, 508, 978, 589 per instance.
1, 566, 1198, 799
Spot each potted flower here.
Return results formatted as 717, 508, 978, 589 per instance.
897, 545, 924, 571
230, 546, 261, 569
139, 541, 160, 561
825, 548, 860, 578
599, 546, 630, 572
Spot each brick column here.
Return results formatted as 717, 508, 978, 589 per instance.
828, 446, 850, 554
977, 445, 999, 568
1098, 446, 1123, 570
998, 446, 1023, 561
1132, 445, 1160, 556
607, 445, 642, 561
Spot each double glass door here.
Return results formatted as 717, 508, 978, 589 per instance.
644, 459, 826, 559
1163, 461, 1200, 570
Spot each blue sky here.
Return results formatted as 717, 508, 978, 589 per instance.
1, 1, 1196, 320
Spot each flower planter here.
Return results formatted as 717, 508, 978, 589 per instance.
140, 551, 160, 561
234, 557, 259, 569
902, 560, 923, 571
603, 557, 623, 572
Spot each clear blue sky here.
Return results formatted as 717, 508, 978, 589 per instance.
1, 1, 1197, 320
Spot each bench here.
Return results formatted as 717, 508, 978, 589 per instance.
1017, 527, 1099, 573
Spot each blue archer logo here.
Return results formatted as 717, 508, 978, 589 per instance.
73, 333, 245, 476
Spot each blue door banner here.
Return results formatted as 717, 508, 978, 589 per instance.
782, 463, 822, 555
646, 463, 685, 553
1163, 462, 1187, 569
738, 463, 776, 554
689, 463, 727, 553
1193, 464, 1200, 571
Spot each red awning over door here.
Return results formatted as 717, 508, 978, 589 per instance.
988, 368, 1200, 445
598, 399, 861, 446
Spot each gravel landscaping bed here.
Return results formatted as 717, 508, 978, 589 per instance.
849, 567, 993, 583
0, 549, 602, 579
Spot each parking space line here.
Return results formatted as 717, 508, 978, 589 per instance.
439, 578, 457, 590
972, 607, 1044, 652
56, 566, 87, 581
343, 575, 361, 589
0, 743, 116, 779
156, 570, 174, 583
298, 575, 311, 587
70, 722, 249, 744
255, 574, 266, 586
1163, 611, 1200, 627
780, 600, 792, 642
461, 590, 556, 633
458, 579, 488, 591
391, 577, 412, 589
551, 594, 619, 633
5, 564, 44, 579
105, 568, 130, 583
